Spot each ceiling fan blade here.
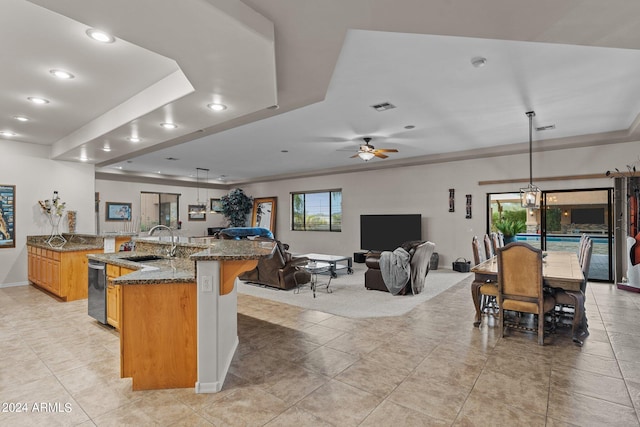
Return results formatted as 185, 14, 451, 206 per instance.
350, 153, 360, 158
374, 152, 389, 159
375, 148, 398, 153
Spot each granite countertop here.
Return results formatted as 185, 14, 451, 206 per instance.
190, 239, 276, 261
88, 251, 196, 285
27, 234, 104, 252
87, 240, 275, 285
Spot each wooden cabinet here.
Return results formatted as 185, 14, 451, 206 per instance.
105, 264, 136, 331
27, 245, 100, 301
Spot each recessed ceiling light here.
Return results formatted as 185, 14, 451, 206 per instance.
281, 150, 289, 153
0, 131, 16, 137
27, 97, 49, 105
404, 125, 415, 130
102, 146, 111, 152
79, 155, 88, 162
50, 69, 74, 79
160, 122, 177, 129
207, 103, 227, 111
13, 115, 29, 122
86, 28, 115, 43
127, 136, 141, 143
471, 56, 487, 68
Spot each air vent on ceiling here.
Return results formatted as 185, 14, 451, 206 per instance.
165, 157, 179, 161
536, 124, 556, 131
371, 102, 396, 112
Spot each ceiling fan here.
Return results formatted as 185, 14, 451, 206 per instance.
350, 137, 398, 161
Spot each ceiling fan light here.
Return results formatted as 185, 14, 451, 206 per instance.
358, 151, 375, 161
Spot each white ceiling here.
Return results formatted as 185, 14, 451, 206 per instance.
5, 1, 640, 186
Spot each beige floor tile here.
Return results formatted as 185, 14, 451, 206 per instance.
550, 366, 632, 407
2, 273, 640, 426
387, 373, 470, 423
298, 346, 359, 377
199, 385, 289, 426
264, 406, 333, 426
471, 369, 550, 416
455, 390, 546, 426
296, 379, 382, 426
547, 388, 640, 426
361, 399, 449, 426
336, 357, 411, 397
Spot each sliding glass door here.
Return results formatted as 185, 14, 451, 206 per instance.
487, 188, 614, 282
541, 188, 613, 282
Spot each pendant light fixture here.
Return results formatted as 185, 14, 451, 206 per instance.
189, 168, 208, 215
520, 111, 541, 209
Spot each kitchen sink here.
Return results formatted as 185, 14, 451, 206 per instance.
122, 255, 165, 262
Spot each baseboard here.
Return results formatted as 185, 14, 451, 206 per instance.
617, 283, 640, 293
0, 281, 29, 288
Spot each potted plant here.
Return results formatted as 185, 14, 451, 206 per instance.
494, 219, 526, 244
220, 188, 253, 227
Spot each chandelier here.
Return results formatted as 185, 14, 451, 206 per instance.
520, 111, 541, 209
189, 167, 208, 215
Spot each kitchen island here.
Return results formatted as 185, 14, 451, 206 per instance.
88, 239, 276, 392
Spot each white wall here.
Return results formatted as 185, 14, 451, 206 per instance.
2, 138, 636, 286
242, 141, 639, 267
95, 179, 228, 237
0, 140, 95, 286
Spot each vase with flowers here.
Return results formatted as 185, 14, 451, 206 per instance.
38, 191, 67, 247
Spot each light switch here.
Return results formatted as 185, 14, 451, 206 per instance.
201, 275, 213, 293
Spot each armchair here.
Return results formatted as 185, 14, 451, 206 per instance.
497, 242, 556, 345
364, 241, 435, 295
238, 240, 311, 290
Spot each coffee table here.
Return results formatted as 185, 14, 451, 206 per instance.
294, 261, 333, 298
296, 253, 353, 278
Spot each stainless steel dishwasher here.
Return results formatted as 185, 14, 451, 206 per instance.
88, 260, 107, 324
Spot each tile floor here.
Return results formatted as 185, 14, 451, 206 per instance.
1, 276, 639, 426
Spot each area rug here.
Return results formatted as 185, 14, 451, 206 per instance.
237, 264, 473, 318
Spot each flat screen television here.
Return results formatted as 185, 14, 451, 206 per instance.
360, 214, 422, 251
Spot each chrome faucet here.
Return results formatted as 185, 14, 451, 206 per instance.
148, 225, 177, 257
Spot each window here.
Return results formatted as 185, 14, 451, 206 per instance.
292, 190, 342, 231
140, 192, 180, 231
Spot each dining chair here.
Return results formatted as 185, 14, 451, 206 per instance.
491, 232, 503, 254
483, 234, 494, 259
554, 238, 592, 344
497, 242, 556, 345
471, 236, 499, 326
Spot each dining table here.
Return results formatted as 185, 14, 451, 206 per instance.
471, 251, 585, 339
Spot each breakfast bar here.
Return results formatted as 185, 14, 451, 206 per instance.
87, 239, 276, 392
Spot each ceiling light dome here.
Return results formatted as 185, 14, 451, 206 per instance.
86, 28, 115, 43
50, 69, 74, 79
358, 151, 375, 161
207, 103, 227, 111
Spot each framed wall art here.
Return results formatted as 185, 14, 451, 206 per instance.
210, 198, 222, 213
449, 188, 455, 212
251, 197, 277, 233
106, 202, 132, 221
466, 194, 472, 219
0, 185, 15, 248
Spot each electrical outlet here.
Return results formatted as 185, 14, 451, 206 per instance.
201, 275, 213, 293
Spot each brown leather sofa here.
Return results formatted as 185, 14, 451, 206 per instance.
365, 240, 436, 294
238, 240, 311, 290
